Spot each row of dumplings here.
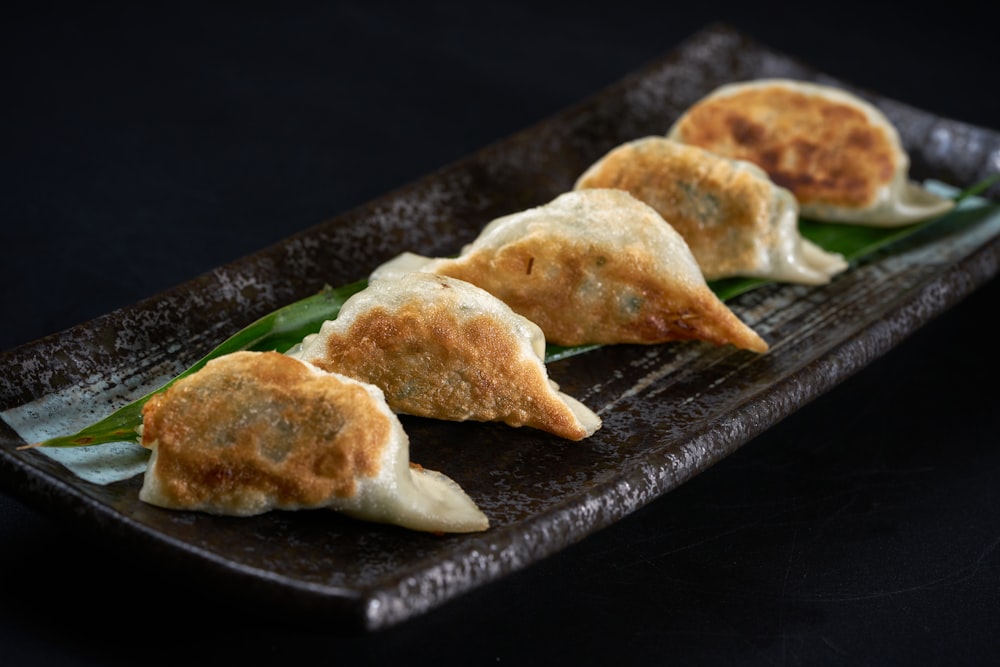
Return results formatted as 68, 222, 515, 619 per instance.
137, 79, 954, 534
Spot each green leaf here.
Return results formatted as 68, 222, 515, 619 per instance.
31, 179, 998, 448
955, 172, 1000, 202
538, 178, 1000, 362
31, 280, 366, 448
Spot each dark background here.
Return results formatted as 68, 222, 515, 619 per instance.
3, 2, 998, 664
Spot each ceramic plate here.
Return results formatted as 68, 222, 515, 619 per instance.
2, 24, 998, 631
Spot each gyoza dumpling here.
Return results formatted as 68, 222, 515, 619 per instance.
370, 188, 769, 353
139, 350, 489, 533
666, 78, 954, 226
288, 273, 601, 441
574, 136, 847, 284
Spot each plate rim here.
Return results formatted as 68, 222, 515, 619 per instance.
1, 22, 999, 632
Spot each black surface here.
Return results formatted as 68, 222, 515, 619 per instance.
2, 2, 998, 664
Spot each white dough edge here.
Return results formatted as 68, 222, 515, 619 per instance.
760, 184, 849, 284
141, 354, 490, 533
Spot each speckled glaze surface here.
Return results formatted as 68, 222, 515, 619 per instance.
1, 24, 999, 632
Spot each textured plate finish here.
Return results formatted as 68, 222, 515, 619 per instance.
1, 24, 998, 631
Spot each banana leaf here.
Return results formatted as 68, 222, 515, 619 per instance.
31, 178, 999, 448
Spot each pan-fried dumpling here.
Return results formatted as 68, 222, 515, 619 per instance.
288, 272, 601, 441
370, 188, 769, 353
666, 78, 954, 226
574, 136, 847, 284
139, 350, 489, 533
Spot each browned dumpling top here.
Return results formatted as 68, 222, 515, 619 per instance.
667, 78, 953, 225
139, 350, 489, 533
289, 273, 601, 441
575, 136, 847, 284
371, 189, 769, 353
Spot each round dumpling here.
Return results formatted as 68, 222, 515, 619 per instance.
139, 350, 489, 533
666, 78, 955, 226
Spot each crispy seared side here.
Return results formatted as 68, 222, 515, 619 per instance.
140, 351, 391, 514
309, 298, 594, 440
575, 138, 779, 280
670, 84, 898, 210
436, 233, 767, 352
429, 191, 768, 353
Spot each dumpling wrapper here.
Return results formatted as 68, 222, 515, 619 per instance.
370, 188, 768, 353
139, 350, 489, 533
574, 136, 847, 284
666, 78, 954, 226
288, 272, 601, 441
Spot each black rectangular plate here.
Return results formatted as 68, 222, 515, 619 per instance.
2, 23, 999, 631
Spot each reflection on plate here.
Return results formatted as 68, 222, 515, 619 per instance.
1, 24, 999, 632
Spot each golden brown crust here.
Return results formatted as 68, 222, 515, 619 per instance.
140, 351, 391, 512
433, 227, 768, 353
575, 139, 778, 280
670, 84, 897, 210
308, 299, 593, 440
